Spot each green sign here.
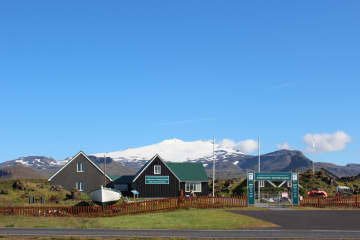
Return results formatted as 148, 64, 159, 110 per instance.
247, 172, 299, 206
247, 172, 255, 205
291, 173, 299, 205
145, 176, 169, 184
255, 172, 291, 181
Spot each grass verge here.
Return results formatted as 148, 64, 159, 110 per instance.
0, 208, 276, 230
0, 237, 188, 240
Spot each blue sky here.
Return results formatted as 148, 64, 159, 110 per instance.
1, 1, 359, 165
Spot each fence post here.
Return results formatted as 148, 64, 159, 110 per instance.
356, 195, 358, 208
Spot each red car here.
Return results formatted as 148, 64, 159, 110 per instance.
307, 189, 328, 198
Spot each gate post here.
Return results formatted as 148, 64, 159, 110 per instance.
291, 172, 299, 206
247, 172, 255, 205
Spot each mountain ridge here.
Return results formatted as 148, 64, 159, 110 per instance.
1, 139, 359, 179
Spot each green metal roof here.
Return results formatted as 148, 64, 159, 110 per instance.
110, 175, 121, 181
166, 162, 208, 182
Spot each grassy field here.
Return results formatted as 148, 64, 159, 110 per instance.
0, 237, 190, 240
0, 179, 90, 206
0, 208, 276, 230
0, 237, 189, 240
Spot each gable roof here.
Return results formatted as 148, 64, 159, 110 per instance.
132, 154, 209, 182
48, 151, 112, 182
132, 154, 180, 182
166, 162, 208, 182
112, 175, 135, 184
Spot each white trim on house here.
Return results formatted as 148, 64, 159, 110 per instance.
76, 162, 84, 172
48, 151, 112, 182
132, 154, 180, 182
76, 181, 84, 192
185, 182, 202, 193
154, 165, 161, 174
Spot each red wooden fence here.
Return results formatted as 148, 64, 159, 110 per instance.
300, 195, 360, 208
0, 196, 247, 217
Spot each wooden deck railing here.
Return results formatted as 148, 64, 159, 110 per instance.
300, 195, 360, 208
0, 196, 247, 217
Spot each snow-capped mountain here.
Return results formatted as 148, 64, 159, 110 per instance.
0, 156, 61, 170
91, 138, 245, 167
2, 139, 360, 179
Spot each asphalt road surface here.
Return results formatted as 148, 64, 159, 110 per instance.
2, 228, 360, 239
229, 210, 360, 230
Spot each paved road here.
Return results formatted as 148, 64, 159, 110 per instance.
1, 227, 360, 239
229, 210, 360, 230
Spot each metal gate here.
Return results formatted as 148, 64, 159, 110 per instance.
257, 190, 292, 207
247, 172, 299, 207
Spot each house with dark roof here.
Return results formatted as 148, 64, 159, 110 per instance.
48, 151, 112, 194
49, 152, 209, 198
114, 154, 209, 198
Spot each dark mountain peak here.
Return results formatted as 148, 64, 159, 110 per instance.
0, 165, 45, 179
0, 156, 59, 170
346, 163, 360, 168
88, 155, 114, 164
263, 149, 305, 157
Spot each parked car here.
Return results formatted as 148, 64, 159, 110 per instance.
307, 189, 328, 198
336, 186, 353, 197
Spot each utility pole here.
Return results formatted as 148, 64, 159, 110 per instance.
258, 136, 261, 203
212, 137, 215, 197
312, 137, 316, 175
104, 153, 106, 186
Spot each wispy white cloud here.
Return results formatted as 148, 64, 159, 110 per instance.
236, 139, 259, 153
218, 139, 258, 154
276, 142, 292, 150
303, 131, 351, 154
267, 82, 296, 91
155, 118, 214, 126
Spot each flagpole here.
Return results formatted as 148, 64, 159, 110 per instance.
104, 153, 106, 187
312, 137, 316, 175
212, 137, 215, 197
258, 136, 260, 203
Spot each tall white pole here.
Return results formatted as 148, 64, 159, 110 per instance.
212, 137, 215, 197
104, 153, 106, 186
312, 137, 315, 175
258, 136, 261, 202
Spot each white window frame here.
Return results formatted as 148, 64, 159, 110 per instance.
76, 182, 84, 192
154, 165, 161, 175
259, 180, 265, 188
77, 162, 84, 172
185, 182, 202, 193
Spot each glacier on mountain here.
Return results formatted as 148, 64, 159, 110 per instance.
91, 138, 244, 163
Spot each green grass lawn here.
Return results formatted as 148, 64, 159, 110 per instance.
0, 208, 276, 230
0, 237, 188, 240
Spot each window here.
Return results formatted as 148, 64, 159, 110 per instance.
77, 162, 84, 172
154, 165, 161, 174
76, 182, 84, 192
185, 182, 202, 192
259, 180, 265, 187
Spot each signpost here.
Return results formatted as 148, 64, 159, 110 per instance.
291, 173, 299, 205
255, 172, 291, 181
247, 172, 299, 206
247, 172, 255, 205
145, 176, 169, 184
